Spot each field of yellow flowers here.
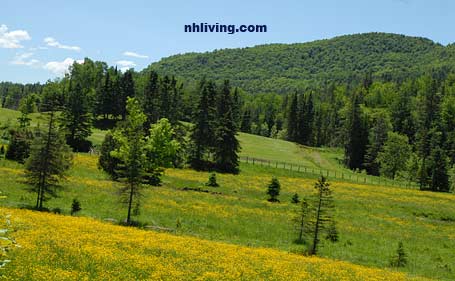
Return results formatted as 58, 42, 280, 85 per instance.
0, 207, 430, 281
0, 154, 454, 280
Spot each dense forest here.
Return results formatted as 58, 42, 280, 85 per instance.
149, 32, 455, 94
1, 33, 455, 193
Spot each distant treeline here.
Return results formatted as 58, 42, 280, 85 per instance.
2, 54, 455, 192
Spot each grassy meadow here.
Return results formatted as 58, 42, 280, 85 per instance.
0, 108, 454, 280
0, 153, 454, 280
0, 207, 430, 281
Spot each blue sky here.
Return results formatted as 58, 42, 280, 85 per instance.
1, 0, 454, 83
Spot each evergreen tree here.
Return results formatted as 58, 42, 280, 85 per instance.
111, 98, 148, 225
232, 87, 242, 128
302, 93, 314, 145
5, 129, 30, 163
344, 91, 368, 170
143, 71, 160, 127
415, 76, 441, 189
364, 111, 391, 175
118, 70, 135, 120
61, 82, 93, 152
159, 75, 172, 120
390, 81, 415, 142
206, 172, 219, 187
390, 242, 407, 267
294, 198, 310, 244
291, 193, 300, 204
309, 176, 334, 255
286, 93, 299, 142
189, 80, 214, 169
427, 131, 450, 192
71, 198, 82, 215
240, 108, 252, 133
24, 111, 72, 210
96, 71, 112, 119
213, 80, 240, 173
267, 177, 281, 202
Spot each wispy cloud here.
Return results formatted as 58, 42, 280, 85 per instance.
43, 58, 83, 75
0, 24, 31, 48
123, 51, 148, 59
44, 37, 81, 52
10, 52, 40, 66
116, 60, 136, 72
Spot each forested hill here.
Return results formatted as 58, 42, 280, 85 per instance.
148, 32, 455, 94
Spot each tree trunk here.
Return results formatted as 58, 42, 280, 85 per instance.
311, 189, 323, 255
126, 183, 135, 224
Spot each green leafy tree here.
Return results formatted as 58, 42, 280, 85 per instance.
98, 132, 121, 179
111, 97, 148, 224
24, 111, 72, 210
377, 132, 411, 179
145, 118, 180, 185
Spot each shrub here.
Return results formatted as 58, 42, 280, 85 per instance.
206, 172, 219, 187
71, 199, 82, 215
291, 193, 300, 204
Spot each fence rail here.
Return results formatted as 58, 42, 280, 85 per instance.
240, 156, 419, 189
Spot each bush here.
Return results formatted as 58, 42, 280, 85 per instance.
71, 199, 82, 215
206, 172, 219, 187
51, 208, 62, 214
267, 177, 280, 202
291, 193, 300, 204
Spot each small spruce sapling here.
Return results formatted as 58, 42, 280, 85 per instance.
71, 199, 82, 215
291, 193, 300, 204
390, 241, 407, 267
325, 222, 339, 242
267, 177, 281, 202
206, 172, 219, 187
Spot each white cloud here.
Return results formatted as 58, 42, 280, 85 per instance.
123, 51, 148, 59
116, 60, 136, 72
44, 37, 81, 52
43, 58, 83, 75
0, 24, 31, 48
10, 52, 40, 66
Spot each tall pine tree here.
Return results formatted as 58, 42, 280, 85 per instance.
214, 80, 240, 173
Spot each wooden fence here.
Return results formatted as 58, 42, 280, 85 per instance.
240, 156, 419, 189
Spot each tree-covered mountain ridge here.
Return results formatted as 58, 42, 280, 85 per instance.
148, 32, 455, 94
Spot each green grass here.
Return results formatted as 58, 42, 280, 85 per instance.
0, 154, 454, 280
